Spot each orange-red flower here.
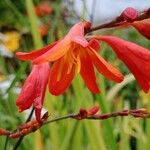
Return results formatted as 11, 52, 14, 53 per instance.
34, 2, 53, 17
16, 22, 123, 95
93, 35, 150, 92
16, 63, 50, 122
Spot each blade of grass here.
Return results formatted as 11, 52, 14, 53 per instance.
4, 0, 28, 26
119, 102, 130, 150
45, 92, 61, 150
34, 131, 44, 150
83, 89, 106, 150
84, 120, 106, 150
96, 76, 118, 150
47, 2, 62, 43
25, 0, 43, 48
71, 122, 83, 150
5, 62, 28, 95
145, 93, 150, 150
60, 76, 84, 150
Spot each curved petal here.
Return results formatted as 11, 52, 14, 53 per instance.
95, 35, 150, 92
132, 19, 150, 40
16, 66, 39, 111
16, 63, 50, 121
88, 47, 124, 83
88, 38, 100, 51
16, 41, 58, 61
80, 51, 100, 93
68, 21, 91, 47
48, 57, 75, 95
119, 56, 150, 92
33, 38, 71, 64
33, 63, 50, 121
72, 36, 89, 47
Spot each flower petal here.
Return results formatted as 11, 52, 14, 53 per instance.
119, 56, 150, 92
68, 21, 91, 47
88, 47, 124, 83
33, 22, 91, 64
16, 63, 50, 121
88, 38, 100, 51
132, 19, 150, 40
48, 57, 75, 95
33, 38, 71, 64
33, 63, 50, 121
16, 41, 58, 61
95, 35, 150, 92
80, 50, 100, 93
16, 68, 37, 111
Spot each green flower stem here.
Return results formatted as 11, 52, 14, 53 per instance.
96, 76, 118, 150
145, 93, 150, 150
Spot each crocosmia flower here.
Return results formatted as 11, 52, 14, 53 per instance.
93, 35, 150, 93
16, 22, 123, 95
16, 63, 50, 122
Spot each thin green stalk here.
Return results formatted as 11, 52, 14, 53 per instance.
60, 76, 84, 150
81, 0, 86, 20
6, 62, 28, 94
145, 93, 150, 150
5, 0, 28, 26
25, 0, 43, 48
45, 92, 60, 150
72, 123, 83, 150
0, 56, 7, 74
47, 2, 62, 43
83, 89, 106, 150
119, 102, 130, 150
84, 120, 106, 150
96, 76, 118, 150
119, 118, 130, 150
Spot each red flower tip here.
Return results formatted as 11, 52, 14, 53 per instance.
75, 106, 99, 120
119, 7, 138, 22
93, 35, 150, 93
87, 106, 99, 116
16, 63, 50, 122
132, 19, 150, 39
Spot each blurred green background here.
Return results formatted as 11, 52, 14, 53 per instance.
0, 0, 150, 150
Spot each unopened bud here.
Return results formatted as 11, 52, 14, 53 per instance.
118, 7, 138, 22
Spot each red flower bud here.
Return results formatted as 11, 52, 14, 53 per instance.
119, 7, 138, 22
87, 106, 99, 116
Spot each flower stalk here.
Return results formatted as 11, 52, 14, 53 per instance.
1, 107, 150, 139
87, 7, 150, 33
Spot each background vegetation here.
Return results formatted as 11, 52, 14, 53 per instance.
0, 0, 150, 150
